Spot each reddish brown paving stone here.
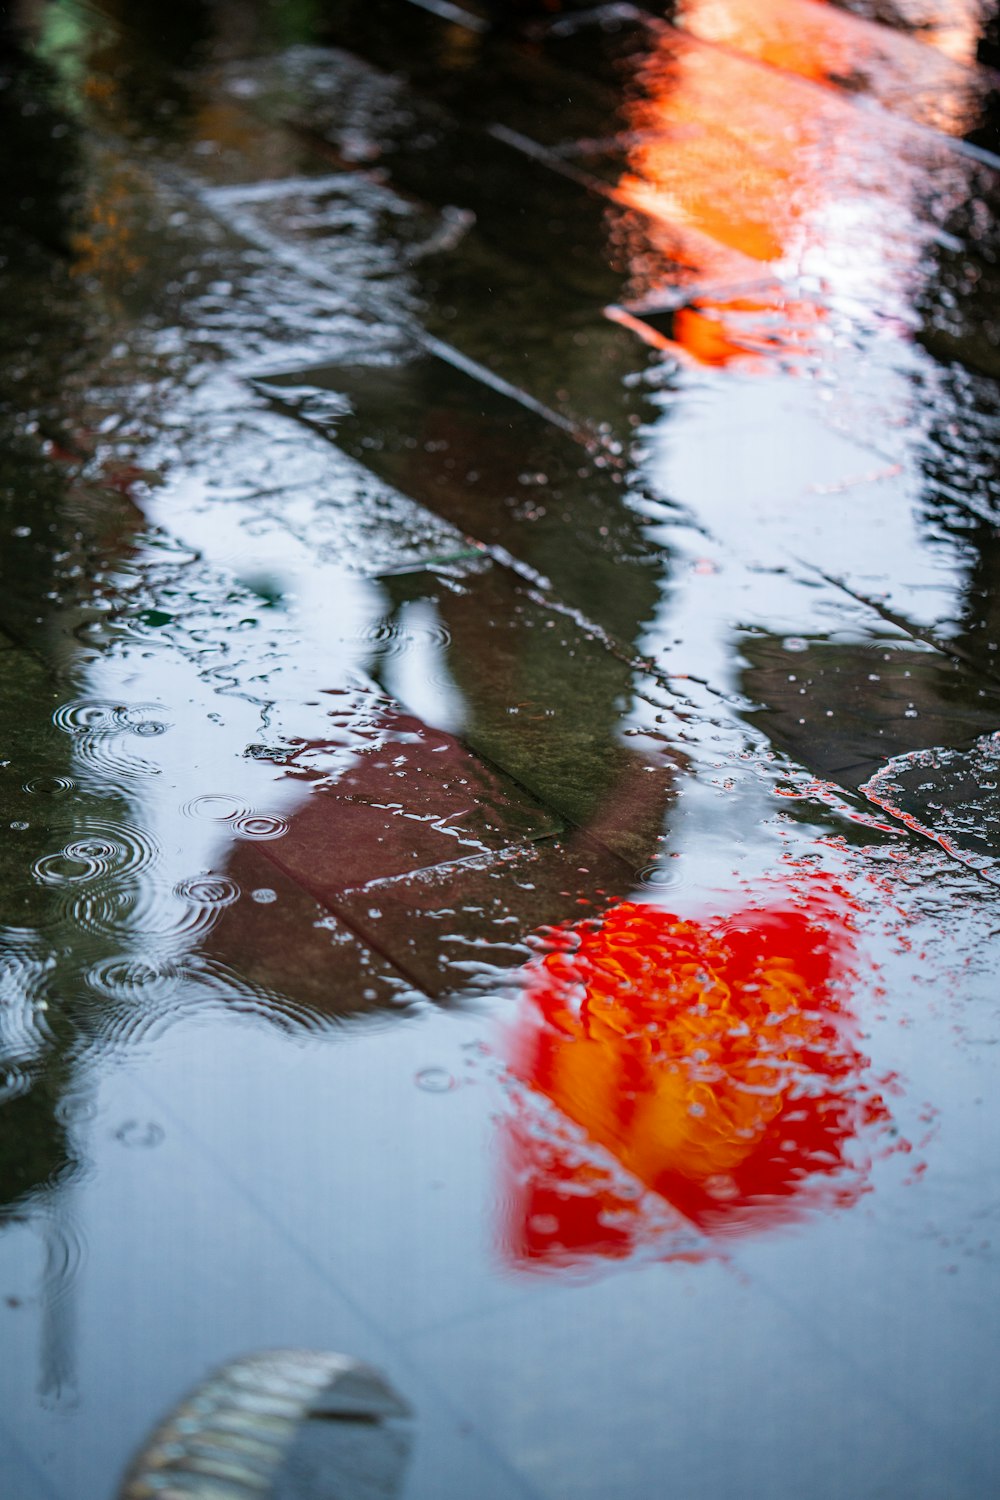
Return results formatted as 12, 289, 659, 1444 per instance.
254, 704, 563, 904
208, 802, 632, 1010
330, 832, 633, 999
205, 843, 416, 1023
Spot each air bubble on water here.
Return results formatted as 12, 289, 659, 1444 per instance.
251, 888, 277, 904
528, 1213, 559, 1236
114, 1120, 165, 1149
703, 1174, 739, 1201
415, 1067, 456, 1093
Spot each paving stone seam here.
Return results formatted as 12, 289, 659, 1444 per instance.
251, 837, 534, 999
805, 561, 1000, 690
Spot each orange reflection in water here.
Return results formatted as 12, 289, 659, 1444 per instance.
610, 2, 980, 367
680, 0, 986, 122
503, 874, 895, 1270
611, 30, 836, 367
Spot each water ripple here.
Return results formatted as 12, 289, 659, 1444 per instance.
636, 862, 684, 890
52, 699, 168, 736
33, 821, 157, 887
181, 793, 253, 823
64, 874, 239, 945
37, 1204, 87, 1308
232, 812, 289, 841
22, 775, 75, 797
52, 700, 169, 789
350, 616, 452, 659
0, 953, 58, 1062
0, 1062, 34, 1103
87, 955, 183, 1005
173, 874, 241, 909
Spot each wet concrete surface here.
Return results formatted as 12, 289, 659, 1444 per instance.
2, 1, 1000, 1496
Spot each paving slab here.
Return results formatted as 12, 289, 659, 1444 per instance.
235, 42, 661, 304
413, 561, 680, 865
740, 633, 1000, 786
330, 834, 628, 998
202, 849, 416, 1022
321, 0, 621, 146
256, 704, 563, 891
204, 555, 679, 994
211, 165, 658, 437
860, 727, 1000, 878
403, 1254, 973, 1500
256, 352, 663, 645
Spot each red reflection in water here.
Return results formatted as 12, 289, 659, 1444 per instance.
503, 873, 895, 1270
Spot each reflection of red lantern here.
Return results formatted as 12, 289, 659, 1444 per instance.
503, 873, 893, 1270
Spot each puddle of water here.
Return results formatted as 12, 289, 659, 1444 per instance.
4, 2, 1000, 1497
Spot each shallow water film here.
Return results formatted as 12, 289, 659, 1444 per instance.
3, 1, 1000, 1495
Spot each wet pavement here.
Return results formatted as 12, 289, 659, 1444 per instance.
2, 1, 1000, 1495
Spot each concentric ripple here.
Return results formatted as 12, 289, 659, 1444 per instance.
181, 793, 253, 823
33, 821, 157, 887
64, 874, 239, 944
88, 954, 183, 1004
173, 873, 241, 908
53, 699, 169, 736
181, 796, 288, 840
52, 700, 169, 790
60, 883, 142, 940
350, 615, 452, 659
636, 862, 684, 890
22, 774, 75, 797
232, 812, 288, 841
